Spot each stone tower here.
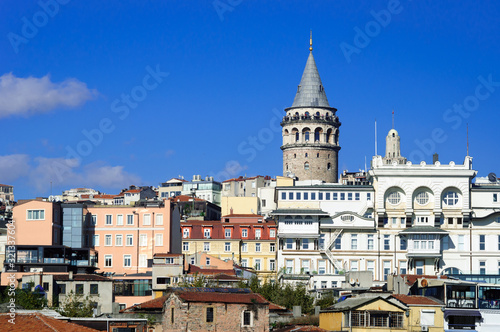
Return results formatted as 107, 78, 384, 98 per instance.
383, 128, 407, 164
281, 38, 341, 183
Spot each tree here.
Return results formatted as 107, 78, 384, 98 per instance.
315, 291, 337, 309
5, 282, 48, 309
57, 291, 95, 317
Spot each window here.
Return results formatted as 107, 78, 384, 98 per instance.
242, 229, 248, 237
183, 228, 190, 238
255, 259, 261, 270
140, 234, 147, 246
225, 242, 231, 252
400, 237, 407, 250
442, 235, 449, 250
311, 193, 316, 200
126, 234, 133, 246
368, 235, 374, 250
58, 284, 66, 295
124, 255, 132, 267
302, 238, 309, 250
335, 235, 342, 249
255, 229, 261, 239
296, 192, 301, 200
105, 255, 112, 267
105, 215, 112, 225
480, 261, 486, 275
155, 234, 163, 246
399, 261, 407, 274
367, 193, 371, 200
242, 310, 252, 327
27, 209, 45, 220
116, 214, 123, 225
304, 162, 309, 170
383, 261, 391, 280
204, 242, 210, 251
204, 228, 211, 238
392, 217, 397, 225
270, 259, 275, 271
351, 260, 358, 271
340, 193, 345, 200
348, 193, 352, 200
301, 259, 310, 273
494, 193, 498, 202
333, 192, 338, 200
304, 192, 309, 200
262, 199, 266, 207
105, 235, 112, 246
182, 242, 189, 251
480, 235, 486, 250
458, 235, 465, 251
241, 242, 247, 252
288, 192, 293, 200
443, 191, 459, 206
281, 192, 286, 200
270, 229, 276, 238
420, 309, 435, 327
93, 235, 99, 247
351, 234, 358, 250
115, 234, 123, 246
388, 191, 401, 205
156, 214, 163, 225
384, 235, 390, 250
91, 215, 97, 225
206, 307, 214, 323
416, 260, 424, 275
318, 260, 326, 274
255, 243, 261, 252
416, 191, 429, 205
498, 235, 500, 251
143, 214, 151, 225
270, 243, 275, 252
286, 259, 293, 273
75, 284, 84, 295
127, 214, 134, 225
319, 192, 323, 200
286, 238, 293, 250
367, 260, 375, 273
139, 254, 147, 268
225, 229, 231, 238
241, 259, 248, 267
326, 193, 331, 200
90, 284, 98, 295
206, 257, 211, 265
355, 193, 360, 200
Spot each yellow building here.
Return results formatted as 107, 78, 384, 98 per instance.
392, 294, 444, 332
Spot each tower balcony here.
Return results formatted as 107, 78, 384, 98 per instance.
281, 142, 340, 151
281, 115, 340, 126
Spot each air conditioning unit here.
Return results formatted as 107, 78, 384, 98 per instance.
421, 326, 429, 332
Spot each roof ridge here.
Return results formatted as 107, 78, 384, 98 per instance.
35, 314, 59, 332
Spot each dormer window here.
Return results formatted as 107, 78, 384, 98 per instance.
204, 228, 211, 239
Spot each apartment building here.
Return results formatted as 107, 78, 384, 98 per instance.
180, 214, 277, 280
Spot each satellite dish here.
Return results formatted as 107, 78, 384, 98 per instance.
488, 173, 497, 182
350, 278, 355, 285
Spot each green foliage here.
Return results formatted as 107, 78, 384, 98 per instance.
315, 291, 337, 309
56, 291, 95, 317
240, 276, 315, 314
9, 282, 47, 309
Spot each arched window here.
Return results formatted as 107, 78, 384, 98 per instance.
388, 191, 401, 205
443, 191, 459, 206
304, 162, 309, 170
295, 132, 299, 142
305, 131, 310, 141
305, 153, 308, 158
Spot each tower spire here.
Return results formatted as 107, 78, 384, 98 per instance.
392, 109, 395, 129
309, 30, 313, 52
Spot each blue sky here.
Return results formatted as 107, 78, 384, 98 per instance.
1, 0, 499, 199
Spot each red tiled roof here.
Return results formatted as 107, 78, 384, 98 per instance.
81, 194, 116, 199
53, 274, 111, 282
269, 303, 288, 311
392, 294, 442, 306
121, 296, 167, 312
182, 220, 276, 240
125, 189, 141, 193
0, 184, 13, 187
0, 313, 100, 331
188, 265, 236, 276
222, 214, 264, 218
169, 195, 205, 202
177, 290, 268, 305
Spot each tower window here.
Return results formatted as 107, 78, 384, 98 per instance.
295, 132, 299, 141
327, 163, 331, 170
305, 153, 308, 158
317, 153, 319, 158
305, 131, 310, 141
294, 154, 296, 158
304, 162, 309, 170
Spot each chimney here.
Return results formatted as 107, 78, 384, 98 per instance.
69, 271, 73, 280
433, 153, 439, 164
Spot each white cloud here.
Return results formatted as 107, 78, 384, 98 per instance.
0, 154, 140, 193
0, 73, 98, 118
0, 154, 30, 183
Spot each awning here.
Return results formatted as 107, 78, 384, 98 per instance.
444, 309, 482, 319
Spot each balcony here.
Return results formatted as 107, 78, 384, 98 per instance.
281, 115, 338, 126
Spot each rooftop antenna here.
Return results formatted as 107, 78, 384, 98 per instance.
466, 123, 469, 156
374, 119, 378, 156
309, 30, 313, 52
364, 156, 367, 172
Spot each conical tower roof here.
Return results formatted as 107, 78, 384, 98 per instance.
291, 52, 330, 108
